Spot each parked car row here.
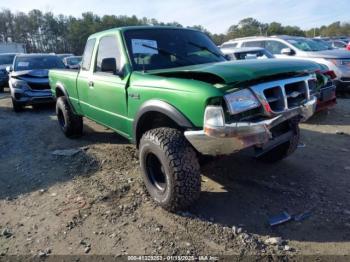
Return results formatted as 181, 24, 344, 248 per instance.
313, 36, 350, 50
0, 53, 17, 92
220, 35, 350, 93
0, 52, 82, 110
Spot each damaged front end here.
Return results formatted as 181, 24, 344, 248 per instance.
185, 74, 317, 156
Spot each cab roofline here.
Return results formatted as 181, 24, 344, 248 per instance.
88, 26, 201, 39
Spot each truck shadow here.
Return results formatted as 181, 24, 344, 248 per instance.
306, 98, 350, 126
190, 128, 350, 243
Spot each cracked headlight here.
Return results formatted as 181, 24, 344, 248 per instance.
224, 89, 260, 115
11, 79, 30, 90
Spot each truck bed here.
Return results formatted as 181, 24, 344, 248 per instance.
49, 69, 80, 112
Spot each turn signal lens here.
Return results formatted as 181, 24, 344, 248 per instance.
204, 106, 225, 127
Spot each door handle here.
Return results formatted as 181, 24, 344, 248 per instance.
88, 81, 94, 87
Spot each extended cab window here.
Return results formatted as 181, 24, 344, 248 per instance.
265, 40, 289, 54
95, 35, 121, 73
81, 38, 96, 71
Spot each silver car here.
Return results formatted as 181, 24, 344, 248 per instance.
221, 36, 350, 91
220, 47, 274, 60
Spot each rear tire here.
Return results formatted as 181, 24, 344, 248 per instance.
139, 128, 201, 212
256, 122, 300, 163
12, 98, 23, 112
56, 96, 83, 138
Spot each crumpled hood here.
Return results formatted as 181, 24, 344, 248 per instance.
300, 49, 350, 59
12, 69, 49, 78
148, 59, 321, 86
11, 69, 49, 84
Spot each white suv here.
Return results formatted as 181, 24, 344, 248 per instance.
221, 36, 350, 91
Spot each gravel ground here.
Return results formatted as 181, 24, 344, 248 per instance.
0, 88, 350, 259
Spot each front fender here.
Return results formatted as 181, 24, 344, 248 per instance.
132, 99, 194, 144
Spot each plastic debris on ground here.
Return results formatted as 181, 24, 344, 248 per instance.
293, 211, 312, 222
51, 148, 81, 156
269, 211, 292, 226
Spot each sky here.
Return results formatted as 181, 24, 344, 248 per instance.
1, 0, 349, 34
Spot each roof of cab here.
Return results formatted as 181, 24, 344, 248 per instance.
88, 26, 200, 39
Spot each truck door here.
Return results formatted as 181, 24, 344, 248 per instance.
80, 34, 129, 137
77, 38, 96, 115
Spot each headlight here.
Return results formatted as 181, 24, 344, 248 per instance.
204, 106, 225, 127
224, 89, 260, 115
11, 79, 30, 90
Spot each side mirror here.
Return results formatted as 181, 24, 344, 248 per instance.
281, 48, 295, 56
101, 58, 117, 73
6, 66, 12, 73
224, 54, 232, 60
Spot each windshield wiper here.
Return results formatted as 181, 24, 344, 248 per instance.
187, 41, 226, 60
141, 44, 193, 66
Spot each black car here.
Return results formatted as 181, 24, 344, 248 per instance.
7, 54, 65, 112
0, 53, 17, 92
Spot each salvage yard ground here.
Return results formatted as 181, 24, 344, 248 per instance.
0, 88, 350, 257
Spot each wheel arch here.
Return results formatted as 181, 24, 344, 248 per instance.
55, 83, 69, 98
55, 83, 78, 114
133, 100, 194, 147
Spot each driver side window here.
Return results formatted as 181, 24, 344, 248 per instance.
95, 35, 121, 74
265, 41, 289, 54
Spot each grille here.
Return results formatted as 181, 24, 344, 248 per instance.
285, 80, 308, 108
251, 75, 312, 113
28, 82, 50, 90
263, 86, 284, 111
308, 79, 318, 96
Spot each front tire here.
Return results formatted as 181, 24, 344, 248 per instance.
139, 128, 201, 212
256, 122, 300, 163
56, 96, 83, 138
12, 98, 23, 112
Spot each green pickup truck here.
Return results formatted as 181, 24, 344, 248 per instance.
49, 26, 322, 211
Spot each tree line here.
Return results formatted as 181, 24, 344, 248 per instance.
0, 9, 349, 55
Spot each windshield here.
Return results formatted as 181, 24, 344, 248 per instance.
0, 54, 15, 65
286, 38, 329, 52
66, 57, 82, 65
123, 28, 226, 71
14, 56, 65, 71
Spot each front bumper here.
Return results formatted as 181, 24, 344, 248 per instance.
0, 76, 8, 87
12, 89, 55, 105
185, 97, 316, 156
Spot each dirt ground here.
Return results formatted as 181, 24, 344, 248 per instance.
0, 87, 350, 259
